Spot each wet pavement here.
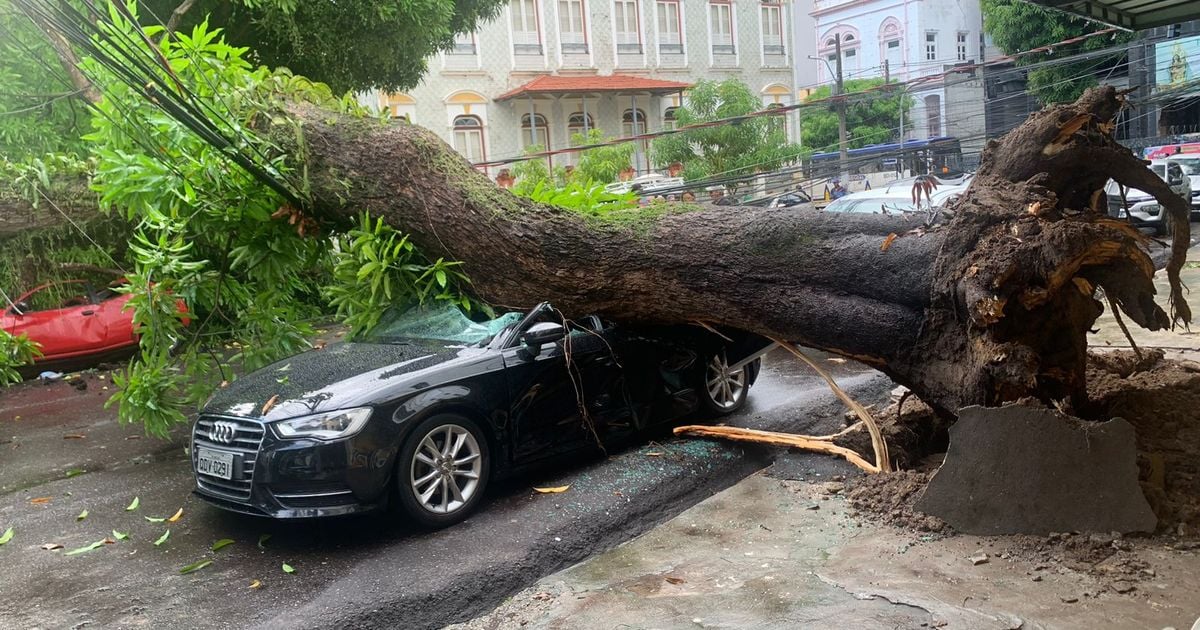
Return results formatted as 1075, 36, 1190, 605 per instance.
0, 348, 890, 629
448, 474, 1200, 630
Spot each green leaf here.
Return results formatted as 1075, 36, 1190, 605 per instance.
257, 533, 271, 549
282, 563, 295, 574
211, 538, 235, 552
76, 510, 88, 521
125, 497, 140, 511
179, 558, 213, 574
435, 270, 447, 288
65, 539, 106, 555
145, 516, 166, 523
112, 530, 129, 541
154, 530, 170, 546
65, 469, 86, 478
0, 527, 12, 545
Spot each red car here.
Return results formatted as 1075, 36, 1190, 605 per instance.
1, 279, 178, 374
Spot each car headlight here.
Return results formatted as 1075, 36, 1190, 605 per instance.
273, 408, 372, 440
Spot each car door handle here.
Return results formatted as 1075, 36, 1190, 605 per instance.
81, 310, 95, 316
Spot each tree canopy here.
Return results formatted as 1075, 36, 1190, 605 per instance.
650, 79, 801, 185
981, 0, 1131, 105
797, 78, 909, 154
141, 0, 509, 93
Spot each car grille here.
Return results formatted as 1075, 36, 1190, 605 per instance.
192, 415, 264, 502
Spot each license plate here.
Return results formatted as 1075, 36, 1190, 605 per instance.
196, 448, 235, 480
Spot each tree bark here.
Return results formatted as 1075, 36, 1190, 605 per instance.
285, 87, 1189, 418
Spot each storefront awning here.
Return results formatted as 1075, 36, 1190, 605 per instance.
495, 74, 691, 102
1021, 0, 1198, 30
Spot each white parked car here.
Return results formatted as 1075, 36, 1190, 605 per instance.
824, 185, 966, 215
1104, 159, 1191, 234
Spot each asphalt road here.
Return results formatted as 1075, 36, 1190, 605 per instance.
0, 349, 891, 629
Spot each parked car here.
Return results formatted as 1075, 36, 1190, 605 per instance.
1159, 156, 1200, 220
1105, 159, 1192, 233
192, 302, 771, 527
2, 279, 139, 373
823, 185, 966, 215
744, 190, 813, 209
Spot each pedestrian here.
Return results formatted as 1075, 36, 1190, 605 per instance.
830, 179, 848, 200
681, 191, 696, 202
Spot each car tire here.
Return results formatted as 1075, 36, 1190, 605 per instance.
394, 414, 490, 529
698, 350, 752, 416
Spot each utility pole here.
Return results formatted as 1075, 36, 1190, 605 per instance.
833, 34, 848, 181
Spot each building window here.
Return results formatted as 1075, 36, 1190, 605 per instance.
567, 111, 594, 142
559, 0, 588, 54
511, 0, 542, 55
925, 31, 937, 61
453, 115, 486, 162
709, 1, 734, 56
761, 2, 783, 56
656, 0, 683, 54
956, 31, 968, 61
451, 31, 477, 55
925, 94, 941, 137
614, 0, 641, 53
879, 19, 902, 73
622, 108, 647, 136
521, 113, 550, 149
662, 106, 678, 130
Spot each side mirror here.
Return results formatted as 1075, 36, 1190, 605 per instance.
519, 324, 566, 357
9, 301, 29, 316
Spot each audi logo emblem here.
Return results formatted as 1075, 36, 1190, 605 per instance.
208, 421, 238, 444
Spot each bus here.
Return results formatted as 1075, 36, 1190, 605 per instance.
807, 136, 965, 181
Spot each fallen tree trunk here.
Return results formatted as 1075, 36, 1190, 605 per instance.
285, 86, 1187, 418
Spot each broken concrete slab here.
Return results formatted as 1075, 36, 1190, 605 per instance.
914, 404, 1157, 535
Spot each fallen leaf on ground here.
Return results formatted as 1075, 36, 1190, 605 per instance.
880, 233, 898, 252
30, 497, 51, 505
211, 538, 235, 552
167, 508, 184, 522
0, 528, 12, 545
282, 563, 295, 574
249, 579, 262, 589
153, 530, 170, 546
827, 357, 847, 364
125, 497, 139, 511
125, 435, 141, 440
179, 559, 213, 575
532, 485, 570, 494
112, 530, 129, 541
257, 534, 271, 549
645, 452, 663, 457
40, 543, 63, 551
665, 576, 686, 585
65, 539, 106, 555
76, 510, 88, 521
261, 395, 280, 415
65, 469, 85, 478
63, 434, 86, 440
144, 516, 165, 523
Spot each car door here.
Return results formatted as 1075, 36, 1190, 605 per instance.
91, 288, 138, 351
4, 281, 109, 360
502, 309, 632, 463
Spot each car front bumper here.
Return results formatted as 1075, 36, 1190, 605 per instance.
191, 414, 397, 518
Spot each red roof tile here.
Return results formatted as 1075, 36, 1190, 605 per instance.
495, 74, 691, 101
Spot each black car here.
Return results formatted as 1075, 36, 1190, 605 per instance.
191, 302, 769, 528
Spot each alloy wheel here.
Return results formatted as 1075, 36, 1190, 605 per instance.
409, 424, 482, 514
706, 352, 746, 410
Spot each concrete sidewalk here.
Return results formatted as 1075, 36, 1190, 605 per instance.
450, 471, 1200, 630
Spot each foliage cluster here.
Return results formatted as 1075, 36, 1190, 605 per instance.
0, 0, 90, 159
651, 79, 802, 187
981, 0, 1131, 105
140, 0, 509, 93
798, 78, 911, 153
71, 12, 472, 436
0, 330, 41, 386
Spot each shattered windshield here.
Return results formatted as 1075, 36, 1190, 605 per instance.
1172, 158, 1200, 175
360, 302, 523, 346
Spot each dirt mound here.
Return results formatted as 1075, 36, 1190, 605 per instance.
845, 462, 947, 533
1083, 350, 1200, 536
846, 350, 1200, 537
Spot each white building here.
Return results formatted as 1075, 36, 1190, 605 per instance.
363, 0, 797, 177
808, 0, 983, 142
